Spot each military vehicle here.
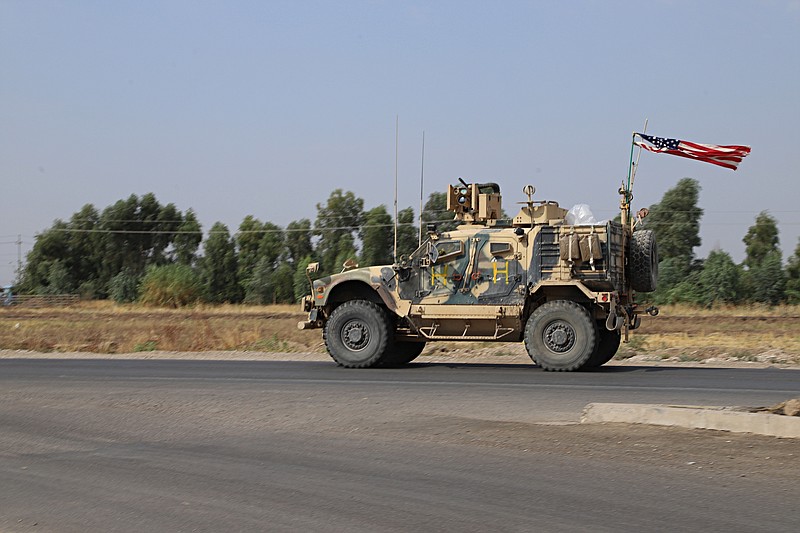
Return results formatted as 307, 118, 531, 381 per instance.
299, 179, 658, 371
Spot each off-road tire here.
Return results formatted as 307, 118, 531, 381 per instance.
629, 229, 658, 293
380, 341, 426, 367
524, 300, 597, 371
324, 300, 391, 368
584, 325, 621, 369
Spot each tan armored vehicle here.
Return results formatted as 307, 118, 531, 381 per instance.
299, 180, 658, 371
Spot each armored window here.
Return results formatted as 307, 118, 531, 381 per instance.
433, 241, 464, 264
489, 242, 513, 256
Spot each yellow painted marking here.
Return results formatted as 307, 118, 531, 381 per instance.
493, 260, 510, 284
431, 264, 449, 286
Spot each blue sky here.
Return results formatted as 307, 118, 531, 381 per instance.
2, 0, 799, 285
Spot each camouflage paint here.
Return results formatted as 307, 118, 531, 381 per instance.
302, 182, 651, 343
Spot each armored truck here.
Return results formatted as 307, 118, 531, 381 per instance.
299, 180, 658, 371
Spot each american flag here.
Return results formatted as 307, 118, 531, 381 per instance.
635, 133, 751, 171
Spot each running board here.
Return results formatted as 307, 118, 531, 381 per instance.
417, 323, 516, 341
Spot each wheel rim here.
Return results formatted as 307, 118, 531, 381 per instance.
342, 319, 370, 351
543, 320, 575, 353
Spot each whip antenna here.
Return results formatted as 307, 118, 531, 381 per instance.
393, 115, 399, 262
418, 131, 425, 246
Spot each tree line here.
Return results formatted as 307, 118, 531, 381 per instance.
16, 190, 457, 305
16, 180, 800, 306
641, 178, 800, 306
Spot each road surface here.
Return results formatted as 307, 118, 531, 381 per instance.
1, 359, 798, 532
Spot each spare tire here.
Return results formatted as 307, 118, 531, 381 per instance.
629, 229, 658, 292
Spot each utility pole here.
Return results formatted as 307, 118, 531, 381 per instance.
16, 234, 21, 274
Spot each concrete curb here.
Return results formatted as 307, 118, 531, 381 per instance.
581, 403, 800, 439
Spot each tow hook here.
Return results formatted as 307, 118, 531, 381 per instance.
605, 307, 624, 331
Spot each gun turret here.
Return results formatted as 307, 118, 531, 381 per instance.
446, 179, 502, 224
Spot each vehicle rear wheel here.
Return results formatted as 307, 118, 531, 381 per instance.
524, 300, 597, 371
324, 300, 391, 368
584, 325, 621, 368
380, 341, 426, 367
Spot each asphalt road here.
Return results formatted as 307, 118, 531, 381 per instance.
1, 359, 799, 532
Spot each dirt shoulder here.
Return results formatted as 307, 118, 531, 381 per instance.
1, 303, 798, 368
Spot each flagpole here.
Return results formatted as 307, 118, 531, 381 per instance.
626, 132, 636, 196
622, 132, 637, 227
629, 118, 647, 197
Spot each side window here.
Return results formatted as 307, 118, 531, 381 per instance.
433, 241, 464, 264
489, 242, 513, 257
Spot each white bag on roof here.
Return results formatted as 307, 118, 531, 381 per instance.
565, 204, 605, 225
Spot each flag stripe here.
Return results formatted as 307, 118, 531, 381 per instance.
635, 133, 750, 171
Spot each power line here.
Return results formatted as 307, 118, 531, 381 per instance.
46, 220, 452, 236
20, 216, 800, 237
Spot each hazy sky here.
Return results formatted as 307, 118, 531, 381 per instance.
2, 0, 799, 285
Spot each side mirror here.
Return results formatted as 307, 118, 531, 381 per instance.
306, 262, 320, 274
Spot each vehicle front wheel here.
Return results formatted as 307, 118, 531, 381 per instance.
380, 341, 426, 367
324, 300, 391, 368
524, 301, 597, 371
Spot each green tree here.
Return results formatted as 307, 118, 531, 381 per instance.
422, 191, 459, 233
785, 238, 800, 304
16, 222, 71, 294
258, 222, 285, 270
746, 250, 786, 305
286, 219, 313, 266
236, 215, 267, 286
240, 220, 286, 300
109, 267, 141, 303
152, 202, 183, 265
646, 178, 703, 266
17, 205, 108, 296
670, 269, 705, 306
743, 211, 780, 269
697, 250, 741, 306
396, 207, 419, 258
41, 260, 72, 295
314, 190, 364, 274
173, 209, 203, 266
245, 256, 295, 304
97, 193, 187, 288
244, 256, 274, 304
19, 194, 196, 298
272, 263, 295, 303
200, 222, 242, 303
360, 205, 393, 266
293, 256, 314, 302
65, 204, 105, 296
333, 237, 359, 273
646, 256, 691, 305
741, 212, 785, 304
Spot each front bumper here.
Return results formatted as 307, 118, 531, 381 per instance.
297, 302, 322, 330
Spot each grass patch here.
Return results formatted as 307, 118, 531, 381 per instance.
246, 334, 290, 353
133, 340, 158, 352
